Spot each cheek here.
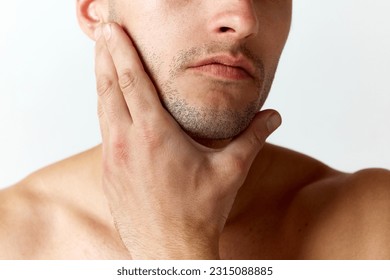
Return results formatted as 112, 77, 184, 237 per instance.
119, 8, 186, 76
255, 1, 292, 51
118, 17, 174, 86
252, 21, 290, 70
133, 40, 167, 90
127, 33, 193, 94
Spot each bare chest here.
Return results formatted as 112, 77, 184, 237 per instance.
15, 203, 294, 260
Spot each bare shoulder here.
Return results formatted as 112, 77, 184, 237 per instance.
0, 175, 88, 260
0, 177, 91, 260
344, 168, 390, 191
0, 147, 129, 259
284, 166, 390, 259
0, 150, 83, 259
0, 177, 50, 259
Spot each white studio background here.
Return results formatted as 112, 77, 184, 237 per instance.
0, 0, 389, 188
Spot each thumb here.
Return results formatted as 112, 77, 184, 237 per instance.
220, 109, 282, 174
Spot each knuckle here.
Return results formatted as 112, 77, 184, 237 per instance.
136, 122, 167, 150
118, 69, 138, 93
109, 131, 131, 165
96, 77, 114, 97
139, 127, 164, 148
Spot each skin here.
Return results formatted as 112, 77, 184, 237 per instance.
0, 0, 390, 259
101, 0, 291, 140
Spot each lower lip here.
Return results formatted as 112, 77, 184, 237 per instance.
189, 64, 251, 80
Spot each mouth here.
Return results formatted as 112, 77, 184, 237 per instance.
188, 54, 256, 81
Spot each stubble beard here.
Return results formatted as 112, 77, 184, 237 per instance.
160, 82, 263, 140
142, 43, 277, 140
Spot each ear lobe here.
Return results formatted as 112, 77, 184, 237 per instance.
76, 0, 102, 41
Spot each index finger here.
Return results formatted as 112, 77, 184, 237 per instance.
102, 23, 165, 125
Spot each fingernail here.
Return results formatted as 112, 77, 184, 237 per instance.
267, 113, 282, 133
94, 26, 102, 40
103, 24, 112, 40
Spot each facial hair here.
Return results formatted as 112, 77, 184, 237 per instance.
141, 42, 276, 140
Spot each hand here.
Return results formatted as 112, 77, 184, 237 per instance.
94, 23, 281, 259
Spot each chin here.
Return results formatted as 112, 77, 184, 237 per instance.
164, 99, 258, 140
159, 76, 263, 140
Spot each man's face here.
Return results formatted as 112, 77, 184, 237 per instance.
108, 0, 292, 139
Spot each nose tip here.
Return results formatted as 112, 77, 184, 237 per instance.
209, 3, 259, 40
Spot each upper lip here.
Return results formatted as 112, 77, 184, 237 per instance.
189, 54, 256, 78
